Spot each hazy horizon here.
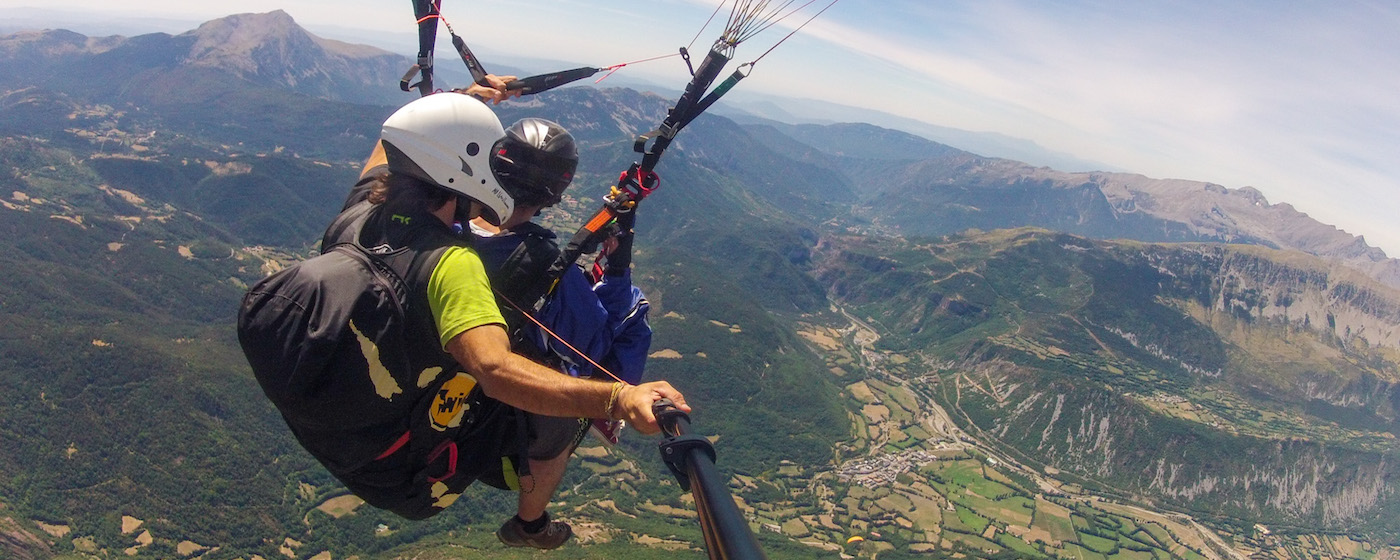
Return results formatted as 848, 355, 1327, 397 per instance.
2, 0, 1397, 256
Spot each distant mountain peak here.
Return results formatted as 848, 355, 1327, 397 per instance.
188, 9, 298, 37
181, 10, 316, 74
152, 10, 402, 103
1235, 185, 1268, 205
0, 27, 125, 58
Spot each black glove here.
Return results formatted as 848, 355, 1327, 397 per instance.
604, 210, 636, 276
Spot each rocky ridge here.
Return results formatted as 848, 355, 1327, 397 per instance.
958, 161, 1400, 288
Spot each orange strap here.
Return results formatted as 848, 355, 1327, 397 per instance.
360, 142, 389, 179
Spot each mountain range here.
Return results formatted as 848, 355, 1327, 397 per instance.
1, 10, 405, 105
2, 10, 1399, 560
736, 120, 1400, 289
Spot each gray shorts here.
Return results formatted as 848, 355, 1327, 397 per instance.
526, 413, 589, 460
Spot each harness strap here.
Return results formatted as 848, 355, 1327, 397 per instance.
375, 430, 412, 460
407, 0, 441, 96
425, 440, 459, 483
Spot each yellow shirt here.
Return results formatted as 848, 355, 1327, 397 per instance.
427, 245, 505, 348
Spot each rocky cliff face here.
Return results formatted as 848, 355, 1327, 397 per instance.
962, 358, 1398, 529
1144, 244, 1400, 421
1146, 245, 1400, 351
817, 228, 1400, 530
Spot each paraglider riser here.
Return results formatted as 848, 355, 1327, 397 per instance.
654, 400, 767, 560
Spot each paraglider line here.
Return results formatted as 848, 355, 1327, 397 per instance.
689, 1, 728, 52
494, 287, 629, 387
593, 52, 684, 83
749, 0, 841, 65
739, 0, 817, 46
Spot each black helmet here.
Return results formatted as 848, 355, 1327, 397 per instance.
490, 118, 578, 208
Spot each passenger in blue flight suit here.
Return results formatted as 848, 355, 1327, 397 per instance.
468, 116, 650, 445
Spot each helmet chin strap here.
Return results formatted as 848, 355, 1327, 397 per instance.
451, 197, 484, 228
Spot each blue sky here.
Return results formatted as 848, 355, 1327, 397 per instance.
5, 0, 1399, 256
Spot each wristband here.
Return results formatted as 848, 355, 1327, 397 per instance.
605, 382, 625, 421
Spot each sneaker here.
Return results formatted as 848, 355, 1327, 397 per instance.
497, 515, 573, 549
589, 418, 625, 446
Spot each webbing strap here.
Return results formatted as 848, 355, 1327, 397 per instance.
425, 440, 459, 483
375, 430, 412, 460
408, 0, 441, 96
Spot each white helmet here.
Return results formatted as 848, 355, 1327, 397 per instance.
379, 93, 513, 225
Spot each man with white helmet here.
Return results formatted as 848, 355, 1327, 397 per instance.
316, 93, 689, 549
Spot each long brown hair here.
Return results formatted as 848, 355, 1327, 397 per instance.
367, 171, 455, 213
